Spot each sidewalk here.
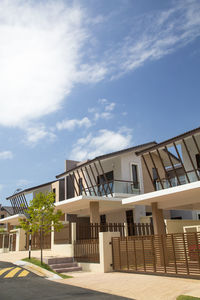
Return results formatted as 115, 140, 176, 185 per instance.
56, 271, 200, 300
0, 250, 56, 263
1, 251, 200, 300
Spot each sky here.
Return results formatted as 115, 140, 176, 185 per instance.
0, 0, 200, 205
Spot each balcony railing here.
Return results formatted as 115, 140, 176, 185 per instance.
83, 180, 140, 196
156, 170, 199, 190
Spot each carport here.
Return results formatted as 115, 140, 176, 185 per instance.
109, 181, 200, 279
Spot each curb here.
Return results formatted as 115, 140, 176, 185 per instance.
14, 260, 61, 280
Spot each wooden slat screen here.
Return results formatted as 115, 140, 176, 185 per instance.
74, 239, 100, 263
54, 223, 71, 244
112, 232, 200, 278
26, 232, 51, 250
76, 222, 153, 240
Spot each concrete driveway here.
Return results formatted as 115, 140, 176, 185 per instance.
58, 271, 200, 300
0, 261, 130, 300
1, 251, 200, 300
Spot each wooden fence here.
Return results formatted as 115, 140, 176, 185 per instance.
54, 223, 71, 245
26, 232, 51, 250
112, 232, 200, 278
76, 222, 153, 240
0, 234, 9, 249
74, 239, 100, 263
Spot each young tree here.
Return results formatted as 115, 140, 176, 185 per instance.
19, 192, 63, 264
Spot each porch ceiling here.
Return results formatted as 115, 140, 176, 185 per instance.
55, 195, 133, 215
123, 181, 200, 210
0, 214, 25, 225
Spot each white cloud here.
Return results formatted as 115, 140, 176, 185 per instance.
94, 112, 113, 121
0, 0, 107, 129
56, 117, 92, 131
0, 0, 199, 140
0, 151, 13, 160
110, 0, 200, 78
98, 98, 108, 104
90, 99, 116, 121
70, 128, 132, 161
25, 125, 56, 145
105, 102, 116, 111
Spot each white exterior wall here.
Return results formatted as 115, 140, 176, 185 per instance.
120, 152, 144, 193
33, 185, 51, 198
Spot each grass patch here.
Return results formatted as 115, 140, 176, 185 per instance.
177, 296, 200, 300
22, 257, 72, 279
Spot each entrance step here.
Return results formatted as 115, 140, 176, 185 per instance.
53, 266, 82, 273
44, 257, 82, 273
44, 257, 73, 265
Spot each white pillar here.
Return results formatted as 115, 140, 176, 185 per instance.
71, 222, 76, 244
134, 205, 146, 223
51, 222, 54, 250
89, 202, 100, 223
124, 222, 128, 237
99, 231, 120, 273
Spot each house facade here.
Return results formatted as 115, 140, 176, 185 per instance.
1, 126, 200, 278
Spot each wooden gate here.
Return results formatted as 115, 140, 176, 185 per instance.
112, 233, 200, 279
9, 234, 16, 251
26, 232, 51, 250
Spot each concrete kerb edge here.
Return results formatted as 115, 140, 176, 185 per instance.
14, 260, 61, 280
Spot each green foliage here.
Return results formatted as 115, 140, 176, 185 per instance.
22, 257, 72, 279
19, 192, 63, 235
0, 228, 6, 232
177, 296, 200, 300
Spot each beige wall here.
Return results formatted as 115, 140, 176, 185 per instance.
165, 219, 200, 234
51, 181, 60, 203
141, 152, 166, 194
105, 210, 127, 223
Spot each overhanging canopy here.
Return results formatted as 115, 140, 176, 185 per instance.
0, 214, 26, 225
55, 195, 133, 215
123, 181, 200, 210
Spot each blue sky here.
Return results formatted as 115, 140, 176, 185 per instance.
0, 0, 200, 205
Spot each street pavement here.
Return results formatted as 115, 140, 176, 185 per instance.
0, 261, 131, 300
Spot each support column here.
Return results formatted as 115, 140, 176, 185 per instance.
89, 202, 100, 223
99, 231, 120, 272
124, 222, 128, 237
151, 202, 166, 235
152, 202, 168, 267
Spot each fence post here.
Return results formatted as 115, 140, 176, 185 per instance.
99, 231, 120, 272
71, 223, 77, 257
124, 223, 128, 237
2, 234, 5, 250
71, 222, 76, 244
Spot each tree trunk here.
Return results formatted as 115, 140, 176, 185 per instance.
28, 231, 32, 259
40, 229, 43, 264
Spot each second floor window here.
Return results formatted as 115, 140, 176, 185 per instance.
152, 167, 158, 189
132, 164, 139, 189
52, 188, 56, 202
196, 154, 200, 171
79, 178, 83, 195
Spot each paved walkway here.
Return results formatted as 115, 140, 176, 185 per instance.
58, 272, 200, 300
1, 251, 200, 300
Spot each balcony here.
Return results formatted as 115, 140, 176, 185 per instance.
83, 180, 140, 197
156, 171, 199, 190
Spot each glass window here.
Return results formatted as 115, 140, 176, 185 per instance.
196, 154, 200, 170
132, 165, 139, 189
79, 178, 83, 195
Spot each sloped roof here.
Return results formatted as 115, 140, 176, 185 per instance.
56, 141, 157, 178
